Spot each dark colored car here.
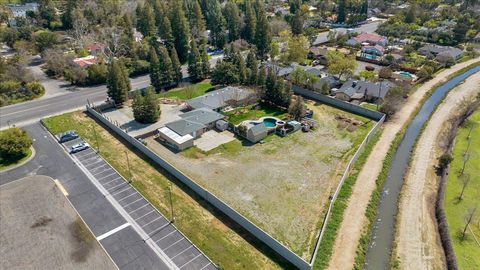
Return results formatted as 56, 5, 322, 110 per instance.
58, 131, 79, 143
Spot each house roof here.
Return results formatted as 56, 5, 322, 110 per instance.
418, 44, 463, 58
179, 108, 224, 126
186, 87, 251, 110
165, 119, 205, 136
73, 55, 97, 68
338, 80, 393, 99
86, 43, 107, 52
248, 123, 267, 136
158, 126, 194, 144
362, 45, 385, 53
309, 47, 329, 56
353, 32, 387, 44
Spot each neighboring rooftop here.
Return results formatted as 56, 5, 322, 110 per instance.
186, 86, 252, 110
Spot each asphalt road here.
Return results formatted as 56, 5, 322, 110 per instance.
0, 123, 170, 269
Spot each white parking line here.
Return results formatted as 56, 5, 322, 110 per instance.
129, 203, 150, 214
84, 159, 104, 167
164, 238, 185, 251
156, 229, 176, 242
171, 245, 193, 260
93, 169, 112, 176
199, 262, 212, 270
135, 210, 155, 221
107, 182, 127, 192
122, 197, 143, 207
103, 177, 123, 186
111, 186, 131, 196
98, 172, 118, 181
78, 156, 98, 164
75, 151, 96, 159
118, 192, 139, 203
143, 216, 163, 227
96, 223, 130, 241
179, 253, 202, 269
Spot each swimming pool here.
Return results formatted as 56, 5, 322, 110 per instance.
248, 117, 279, 128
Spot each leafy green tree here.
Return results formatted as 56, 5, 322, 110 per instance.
290, 68, 319, 88
188, 39, 202, 81
86, 64, 108, 85
132, 91, 145, 122
61, 0, 76, 29
170, 0, 191, 63
34, 30, 57, 52
169, 47, 182, 83
257, 64, 267, 88
281, 34, 309, 64
38, 0, 58, 28
200, 0, 225, 48
133, 88, 160, 123
289, 0, 302, 14
0, 128, 32, 159
211, 60, 239, 85
254, 2, 272, 58
138, 3, 157, 37
107, 58, 130, 105
243, 0, 256, 43
359, 70, 375, 81
405, 4, 416, 24
246, 50, 258, 85
224, 1, 241, 42
25, 81, 45, 96
291, 11, 304, 35
337, 0, 346, 23
326, 51, 357, 79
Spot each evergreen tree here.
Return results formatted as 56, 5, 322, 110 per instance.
188, 39, 202, 81
243, 0, 256, 43
142, 87, 161, 123
288, 96, 305, 120
211, 61, 239, 85
200, 0, 225, 48
61, 0, 76, 29
405, 4, 416, 24
169, 47, 182, 83
246, 50, 258, 85
360, 0, 368, 19
199, 40, 210, 78
233, 50, 247, 84
170, 0, 191, 63
157, 46, 174, 88
142, 4, 157, 37
39, 0, 58, 28
224, 1, 241, 42
337, 0, 346, 23
156, 6, 174, 48
254, 2, 272, 58
289, 0, 302, 14
132, 91, 146, 122
189, 0, 207, 41
107, 58, 130, 105
149, 48, 162, 91
120, 14, 135, 54
291, 11, 304, 35
257, 65, 267, 88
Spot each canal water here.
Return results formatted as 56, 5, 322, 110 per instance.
364, 65, 480, 270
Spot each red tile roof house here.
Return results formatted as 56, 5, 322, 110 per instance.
86, 43, 108, 56
73, 55, 97, 68
346, 32, 388, 47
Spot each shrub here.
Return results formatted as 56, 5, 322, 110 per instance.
86, 64, 108, 85
438, 154, 453, 170
378, 67, 392, 79
0, 128, 32, 159
25, 81, 45, 96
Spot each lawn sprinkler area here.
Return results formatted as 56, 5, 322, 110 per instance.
145, 100, 375, 258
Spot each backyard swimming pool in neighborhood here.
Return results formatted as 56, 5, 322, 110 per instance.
249, 117, 279, 128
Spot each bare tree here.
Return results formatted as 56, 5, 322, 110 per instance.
69, 8, 89, 49
461, 207, 477, 240
100, 26, 129, 58
458, 174, 470, 201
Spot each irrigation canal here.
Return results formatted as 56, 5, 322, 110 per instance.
364, 65, 480, 269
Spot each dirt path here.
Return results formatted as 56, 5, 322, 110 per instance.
327, 58, 480, 270
397, 72, 480, 269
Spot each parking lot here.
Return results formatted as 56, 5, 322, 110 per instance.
63, 138, 216, 270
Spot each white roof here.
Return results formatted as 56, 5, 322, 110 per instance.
158, 126, 194, 144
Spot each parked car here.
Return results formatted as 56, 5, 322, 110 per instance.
58, 131, 79, 143
70, 142, 90, 154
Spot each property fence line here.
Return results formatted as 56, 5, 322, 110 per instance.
86, 104, 312, 270
87, 86, 385, 269
292, 86, 385, 121
292, 86, 386, 266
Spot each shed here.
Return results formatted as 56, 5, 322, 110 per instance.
216, 120, 229, 131
246, 124, 268, 143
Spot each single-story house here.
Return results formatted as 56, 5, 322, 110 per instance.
312, 29, 347, 46
418, 44, 463, 60
8, 3, 38, 18
335, 80, 393, 103
158, 108, 225, 150
186, 86, 253, 111
308, 47, 329, 65
86, 43, 108, 56
361, 45, 385, 56
346, 32, 388, 47
73, 55, 97, 68
312, 76, 341, 92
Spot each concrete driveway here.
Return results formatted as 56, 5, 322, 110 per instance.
194, 130, 235, 152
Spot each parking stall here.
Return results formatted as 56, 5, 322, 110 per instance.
62, 138, 216, 270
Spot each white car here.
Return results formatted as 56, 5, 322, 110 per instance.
70, 142, 90, 154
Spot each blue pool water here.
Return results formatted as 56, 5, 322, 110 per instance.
263, 118, 277, 128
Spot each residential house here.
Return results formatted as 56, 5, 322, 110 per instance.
312, 76, 341, 92
312, 29, 347, 46
86, 43, 108, 56
158, 108, 225, 150
186, 86, 254, 111
308, 47, 329, 65
346, 32, 388, 47
418, 44, 463, 61
335, 80, 393, 103
361, 45, 385, 56
8, 3, 38, 18
73, 55, 97, 68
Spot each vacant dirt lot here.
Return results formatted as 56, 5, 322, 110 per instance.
147, 102, 374, 257
0, 176, 115, 270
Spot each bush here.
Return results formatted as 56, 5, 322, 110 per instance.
86, 64, 108, 85
0, 128, 32, 159
129, 59, 150, 76
378, 67, 392, 79
25, 81, 45, 96
438, 154, 453, 170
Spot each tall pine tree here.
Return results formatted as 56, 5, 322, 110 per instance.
169, 47, 182, 84
188, 39, 202, 81
243, 0, 256, 43
107, 58, 130, 105
254, 2, 272, 58
224, 1, 241, 42
170, 0, 190, 63
189, 0, 207, 41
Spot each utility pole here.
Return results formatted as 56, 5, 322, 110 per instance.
168, 182, 175, 223
125, 150, 133, 183
92, 125, 100, 153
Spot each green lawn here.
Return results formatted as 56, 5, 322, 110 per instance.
157, 82, 214, 100
360, 102, 378, 111
0, 147, 32, 171
444, 110, 480, 270
224, 104, 289, 125
42, 112, 285, 270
